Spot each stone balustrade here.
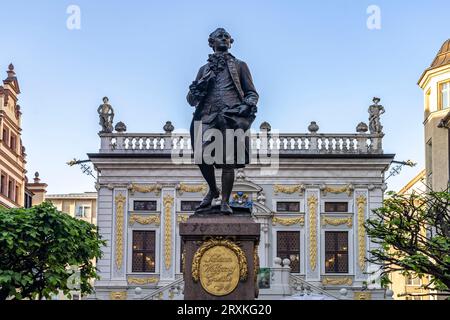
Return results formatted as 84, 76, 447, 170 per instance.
99, 131, 384, 155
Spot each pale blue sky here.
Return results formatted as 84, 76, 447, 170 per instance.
0, 0, 448, 194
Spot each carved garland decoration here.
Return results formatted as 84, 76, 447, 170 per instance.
129, 214, 161, 226
357, 195, 367, 271
321, 184, 354, 196
163, 194, 174, 270
127, 277, 159, 285
176, 214, 189, 224
274, 184, 305, 195
254, 244, 260, 287
308, 195, 318, 271
110, 291, 127, 300
321, 216, 352, 227
272, 216, 305, 226
322, 277, 353, 286
192, 238, 248, 282
129, 183, 162, 195
176, 183, 207, 195
114, 194, 126, 270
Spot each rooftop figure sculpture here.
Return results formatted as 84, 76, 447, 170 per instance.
98, 97, 114, 133
368, 97, 385, 134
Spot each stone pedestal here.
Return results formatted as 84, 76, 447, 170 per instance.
179, 211, 260, 300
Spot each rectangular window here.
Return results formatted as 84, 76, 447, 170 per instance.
324, 202, 348, 213
2, 128, 9, 146
0, 174, 6, 195
15, 185, 19, 203
325, 231, 348, 273
180, 201, 201, 211
277, 231, 300, 273
8, 179, 13, 200
132, 231, 156, 272
406, 275, 422, 286
440, 81, 450, 110
10, 134, 16, 152
76, 206, 91, 217
276, 202, 300, 212
133, 200, 157, 211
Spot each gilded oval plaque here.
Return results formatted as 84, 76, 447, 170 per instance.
199, 245, 240, 296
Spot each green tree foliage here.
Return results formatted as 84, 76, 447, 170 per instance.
0, 202, 105, 300
366, 190, 450, 295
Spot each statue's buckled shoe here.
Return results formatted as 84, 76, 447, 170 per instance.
220, 202, 233, 215
196, 190, 220, 210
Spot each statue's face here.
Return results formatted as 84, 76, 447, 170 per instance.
211, 30, 232, 52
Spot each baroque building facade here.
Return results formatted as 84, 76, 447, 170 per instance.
89, 100, 394, 300
0, 64, 46, 208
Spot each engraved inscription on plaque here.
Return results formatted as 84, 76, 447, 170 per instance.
199, 245, 240, 296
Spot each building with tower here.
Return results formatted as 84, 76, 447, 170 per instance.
418, 39, 450, 191
0, 63, 47, 208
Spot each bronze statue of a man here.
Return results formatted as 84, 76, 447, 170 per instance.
187, 28, 258, 214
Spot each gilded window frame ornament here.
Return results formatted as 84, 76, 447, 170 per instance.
176, 183, 208, 195
176, 214, 190, 224
163, 194, 174, 270
321, 216, 352, 227
129, 214, 161, 226
127, 277, 159, 285
110, 291, 127, 300
274, 184, 305, 195
308, 195, 318, 271
321, 276, 353, 286
128, 183, 162, 195
115, 193, 126, 270
272, 216, 305, 226
320, 184, 354, 196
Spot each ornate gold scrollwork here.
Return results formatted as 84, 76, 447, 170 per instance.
129, 214, 161, 226
321, 216, 352, 227
163, 194, 174, 270
127, 277, 159, 285
354, 291, 372, 300
176, 183, 207, 195
321, 184, 354, 196
322, 277, 353, 286
129, 183, 162, 195
274, 184, 305, 195
176, 214, 189, 224
357, 194, 367, 271
115, 193, 126, 270
308, 195, 318, 271
110, 291, 127, 300
272, 216, 305, 226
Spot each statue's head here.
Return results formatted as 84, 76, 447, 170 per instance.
208, 28, 234, 52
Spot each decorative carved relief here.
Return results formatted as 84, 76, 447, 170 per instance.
128, 183, 162, 195
308, 195, 318, 271
274, 184, 305, 195
110, 291, 127, 300
127, 277, 159, 285
163, 194, 174, 270
320, 184, 354, 196
356, 194, 367, 271
176, 183, 207, 195
177, 214, 189, 224
272, 216, 305, 226
129, 214, 161, 226
322, 277, 353, 286
114, 193, 126, 270
321, 216, 352, 227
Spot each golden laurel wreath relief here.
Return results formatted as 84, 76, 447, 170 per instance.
192, 239, 247, 297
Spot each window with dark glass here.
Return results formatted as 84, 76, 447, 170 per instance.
180, 201, 201, 212
276, 202, 300, 212
132, 231, 156, 272
325, 231, 348, 273
133, 200, 157, 211
8, 180, 13, 200
1, 174, 6, 195
324, 202, 348, 213
15, 185, 19, 203
277, 231, 300, 273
